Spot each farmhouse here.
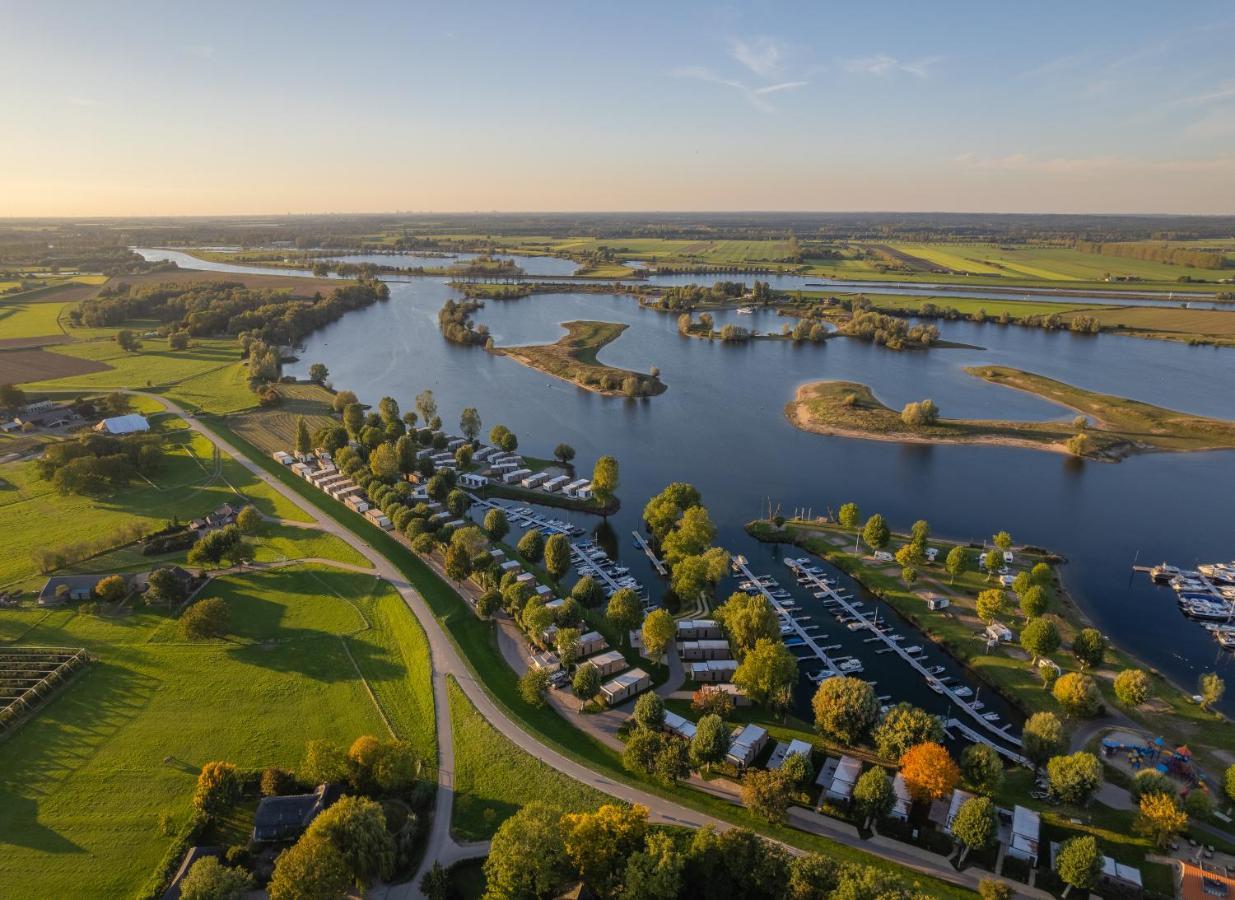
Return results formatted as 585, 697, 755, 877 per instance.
251, 784, 343, 843
94, 414, 150, 435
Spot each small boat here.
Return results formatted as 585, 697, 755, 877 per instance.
847, 621, 868, 631
736, 306, 754, 315
982, 712, 1001, 722
954, 686, 973, 698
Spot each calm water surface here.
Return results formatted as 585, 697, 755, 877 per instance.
137, 249, 1235, 719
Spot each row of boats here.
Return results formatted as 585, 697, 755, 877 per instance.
570, 539, 656, 610
1148, 560, 1235, 625
494, 503, 586, 538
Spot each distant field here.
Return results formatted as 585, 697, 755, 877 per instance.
0, 299, 72, 339
228, 382, 338, 454
0, 347, 110, 382
0, 563, 430, 898
101, 268, 347, 298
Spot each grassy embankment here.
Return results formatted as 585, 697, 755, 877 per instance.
0, 563, 434, 898
210, 423, 970, 899
746, 518, 1235, 771
493, 320, 666, 398
787, 366, 1235, 460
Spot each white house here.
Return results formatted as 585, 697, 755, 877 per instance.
1007, 805, 1040, 865
725, 724, 769, 768
94, 414, 149, 435
663, 710, 697, 741
825, 755, 862, 803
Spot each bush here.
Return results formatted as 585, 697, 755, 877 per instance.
180, 598, 229, 640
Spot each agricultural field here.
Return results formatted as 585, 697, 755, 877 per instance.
0, 417, 310, 591
0, 563, 432, 898
0, 299, 72, 339
227, 382, 338, 455
447, 677, 603, 841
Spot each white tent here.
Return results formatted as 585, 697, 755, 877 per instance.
95, 414, 150, 435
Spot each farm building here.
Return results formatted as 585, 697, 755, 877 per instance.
725, 724, 769, 768
677, 618, 722, 640
583, 649, 627, 678
38, 574, 112, 605
94, 414, 150, 435
251, 784, 343, 843
599, 668, 651, 706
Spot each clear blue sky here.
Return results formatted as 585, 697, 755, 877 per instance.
2, 1, 1233, 215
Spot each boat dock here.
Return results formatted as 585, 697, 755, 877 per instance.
466, 494, 577, 537
732, 556, 842, 678
945, 718, 1030, 767
632, 531, 668, 576
785, 557, 1022, 748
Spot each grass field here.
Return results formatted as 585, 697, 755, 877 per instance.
0, 562, 432, 898
787, 369, 1235, 459
228, 382, 338, 454
495, 320, 666, 397
448, 676, 604, 841
0, 418, 310, 590
0, 299, 72, 339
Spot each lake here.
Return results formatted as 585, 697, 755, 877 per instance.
137, 249, 1235, 722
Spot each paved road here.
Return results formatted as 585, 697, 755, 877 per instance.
150, 396, 1034, 898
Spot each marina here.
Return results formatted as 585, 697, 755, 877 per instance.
1136, 559, 1235, 650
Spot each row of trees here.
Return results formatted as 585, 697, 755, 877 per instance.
36, 430, 164, 496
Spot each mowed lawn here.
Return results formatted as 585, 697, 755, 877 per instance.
0, 421, 310, 589
448, 676, 603, 841
0, 564, 434, 898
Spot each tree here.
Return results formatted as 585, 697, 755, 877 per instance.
296, 416, 313, 456
95, 574, 128, 603
910, 519, 930, 544
788, 853, 840, 900
1031, 562, 1053, 585
838, 502, 859, 529
592, 455, 619, 505
780, 752, 813, 790
633, 692, 666, 731
1185, 788, 1215, 821
519, 667, 550, 708
555, 627, 582, 668
661, 505, 716, 565
982, 549, 1001, 577
714, 591, 779, 658
1022, 712, 1067, 769
690, 714, 729, 773
554, 443, 576, 465
1020, 616, 1060, 664
852, 766, 893, 825
1114, 669, 1151, 708
303, 795, 394, 887
741, 769, 791, 823
1200, 671, 1225, 710
684, 826, 790, 899
332, 389, 358, 413
192, 761, 240, 816
606, 588, 643, 639
1047, 752, 1103, 806
641, 609, 675, 663
572, 575, 603, 608
901, 398, 939, 427
734, 638, 798, 713
444, 543, 471, 581
572, 664, 601, 711
180, 598, 229, 640
544, 533, 570, 578
899, 741, 960, 801
300, 739, 350, 785
945, 546, 968, 584
961, 743, 1005, 796
1226, 765, 1235, 804
369, 443, 400, 480
517, 528, 544, 563
414, 389, 437, 426
643, 482, 702, 540
483, 507, 509, 542
1019, 584, 1048, 618
261, 766, 296, 797
308, 362, 329, 384
874, 703, 944, 761
420, 862, 450, 900
235, 504, 261, 534
1131, 790, 1190, 844
1072, 628, 1107, 669
483, 803, 570, 900
861, 514, 890, 551
975, 589, 1006, 624
268, 836, 351, 900
562, 803, 649, 895
0, 383, 27, 413
116, 329, 141, 352
993, 531, 1013, 552
459, 406, 481, 442
146, 566, 187, 605
446, 488, 469, 517
1053, 672, 1101, 718
1056, 835, 1102, 895
1129, 769, 1174, 802
179, 856, 252, 900
622, 831, 685, 900
812, 675, 879, 745
342, 402, 365, 440
951, 796, 998, 863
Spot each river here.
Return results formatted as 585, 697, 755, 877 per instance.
137, 248, 1235, 725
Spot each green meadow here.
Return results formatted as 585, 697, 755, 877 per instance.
0, 564, 434, 898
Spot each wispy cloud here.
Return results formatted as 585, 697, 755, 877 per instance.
954, 152, 1235, 175
670, 65, 806, 112
841, 54, 940, 78
1171, 82, 1235, 107
730, 37, 784, 76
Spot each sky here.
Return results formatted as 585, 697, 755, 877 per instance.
2, 1, 1234, 216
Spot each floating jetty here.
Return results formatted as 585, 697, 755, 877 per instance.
783, 557, 1022, 749
632, 531, 668, 576
732, 556, 843, 679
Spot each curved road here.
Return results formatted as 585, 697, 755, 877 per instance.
151, 397, 1030, 898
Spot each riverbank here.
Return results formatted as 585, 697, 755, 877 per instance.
786, 367, 1235, 460
492, 320, 666, 398
745, 517, 1235, 775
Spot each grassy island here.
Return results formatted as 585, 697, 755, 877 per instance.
493, 320, 666, 397
787, 366, 1235, 459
